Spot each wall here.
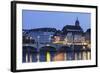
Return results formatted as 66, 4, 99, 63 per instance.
0, 0, 99, 73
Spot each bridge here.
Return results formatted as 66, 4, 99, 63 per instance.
23, 42, 89, 52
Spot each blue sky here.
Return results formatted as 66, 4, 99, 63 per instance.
22, 10, 91, 32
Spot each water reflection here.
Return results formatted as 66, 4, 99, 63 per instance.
22, 47, 91, 63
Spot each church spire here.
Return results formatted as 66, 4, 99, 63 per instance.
75, 17, 80, 26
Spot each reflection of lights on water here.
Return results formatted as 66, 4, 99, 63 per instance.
30, 54, 32, 62
26, 37, 29, 39
83, 52, 87, 60
86, 52, 91, 60
23, 46, 91, 63
75, 53, 77, 60
64, 53, 67, 60
37, 54, 39, 62
26, 53, 28, 62
46, 52, 51, 62
79, 53, 82, 60
23, 51, 91, 62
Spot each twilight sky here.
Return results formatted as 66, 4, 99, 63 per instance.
22, 10, 91, 32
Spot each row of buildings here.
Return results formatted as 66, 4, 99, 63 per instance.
22, 18, 91, 63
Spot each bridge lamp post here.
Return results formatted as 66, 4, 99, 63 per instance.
37, 35, 40, 62
49, 35, 52, 44
37, 36, 40, 49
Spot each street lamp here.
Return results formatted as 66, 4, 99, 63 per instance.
37, 35, 40, 62
29, 37, 32, 44
49, 35, 52, 43
37, 35, 40, 51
